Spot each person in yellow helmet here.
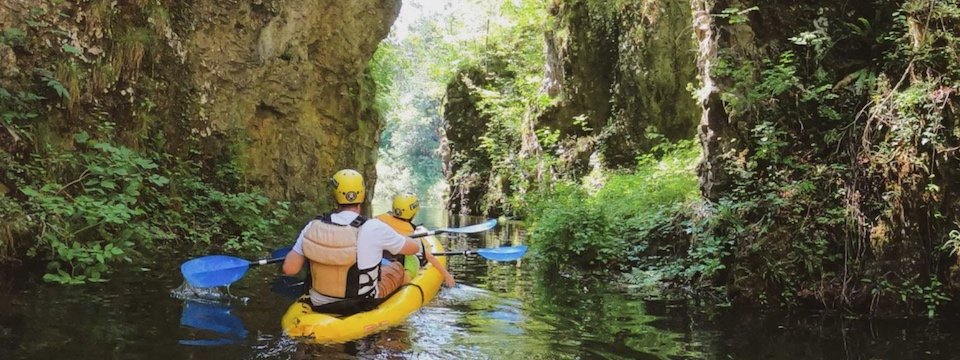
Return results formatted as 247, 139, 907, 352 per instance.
376, 192, 455, 288
281, 169, 423, 315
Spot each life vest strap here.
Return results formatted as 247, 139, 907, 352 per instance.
315, 212, 367, 227
302, 283, 425, 316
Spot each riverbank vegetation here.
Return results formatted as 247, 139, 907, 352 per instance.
526, 140, 700, 272
412, 0, 960, 317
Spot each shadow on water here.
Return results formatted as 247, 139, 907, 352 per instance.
5, 206, 960, 358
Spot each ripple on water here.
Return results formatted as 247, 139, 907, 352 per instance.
170, 282, 249, 305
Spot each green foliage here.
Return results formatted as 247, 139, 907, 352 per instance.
941, 224, 960, 257
1, 27, 27, 45
374, 0, 550, 208
528, 184, 625, 269
0, 87, 43, 131
716, 6, 759, 25
34, 68, 70, 99
6, 127, 289, 284
370, 3, 476, 202
527, 140, 700, 272
680, 0, 960, 315
16, 131, 166, 283
456, 0, 550, 214
865, 275, 951, 318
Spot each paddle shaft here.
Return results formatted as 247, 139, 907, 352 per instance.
411, 230, 443, 238
432, 250, 476, 256
251, 257, 284, 266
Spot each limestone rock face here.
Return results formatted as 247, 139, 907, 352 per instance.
185, 0, 400, 211
0, 0, 400, 213
441, 68, 494, 215
540, 0, 699, 168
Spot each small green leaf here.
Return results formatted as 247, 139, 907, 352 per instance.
61, 44, 82, 56
42, 273, 61, 283
45, 78, 69, 98
148, 175, 170, 186
73, 131, 89, 143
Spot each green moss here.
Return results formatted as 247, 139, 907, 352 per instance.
113, 27, 154, 79
53, 60, 83, 118
0, 190, 29, 262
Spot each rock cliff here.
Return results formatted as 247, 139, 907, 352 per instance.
0, 0, 400, 213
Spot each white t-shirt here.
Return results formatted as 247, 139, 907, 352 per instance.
291, 210, 412, 302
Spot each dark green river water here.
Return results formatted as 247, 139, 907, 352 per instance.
3, 208, 960, 359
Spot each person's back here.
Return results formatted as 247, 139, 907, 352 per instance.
376, 193, 421, 278
281, 170, 422, 314
376, 193, 456, 288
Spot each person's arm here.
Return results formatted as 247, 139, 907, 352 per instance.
282, 251, 305, 276
367, 219, 422, 256
397, 238, 422, 255
423, 244, 455, 287
282, 223, 309, 275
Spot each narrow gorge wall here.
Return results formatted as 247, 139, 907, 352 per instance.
0, 0, 399, 213
441, 0, 700, 215
540, 0, 699, 168
691, 0, 960, 314
442, 68, 495, 215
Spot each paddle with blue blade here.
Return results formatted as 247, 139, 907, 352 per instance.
180, 219, 501, 288
180, 254, 284, 288
413, 219, 498, 237
434, 245, 528, 262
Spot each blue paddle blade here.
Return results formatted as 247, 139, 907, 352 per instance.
271, 246, 292, 260
476, 245, 528, 261
181, 255, 251, 288
443, 219, 498, 234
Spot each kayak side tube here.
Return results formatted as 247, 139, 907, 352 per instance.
281, 236, 446, 343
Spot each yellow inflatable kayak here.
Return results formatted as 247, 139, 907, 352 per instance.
281, 236, 446, 343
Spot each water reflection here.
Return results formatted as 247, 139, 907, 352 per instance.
179, 300, 248, 346
270, 276, 306, 300
529, 270, 699, 359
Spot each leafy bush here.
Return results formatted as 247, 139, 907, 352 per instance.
527, 140, 700, 272
17, 132, 166, 283
528, 184, 627, 269
7, 129, 290, 284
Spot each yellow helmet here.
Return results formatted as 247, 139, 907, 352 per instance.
330, 169, 365, 204
391, 192, 420, 220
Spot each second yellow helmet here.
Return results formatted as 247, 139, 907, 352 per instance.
330, 169, 365, 204
391, 193, 420, 220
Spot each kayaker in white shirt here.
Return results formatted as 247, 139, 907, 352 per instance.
281, 169, 422, 309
